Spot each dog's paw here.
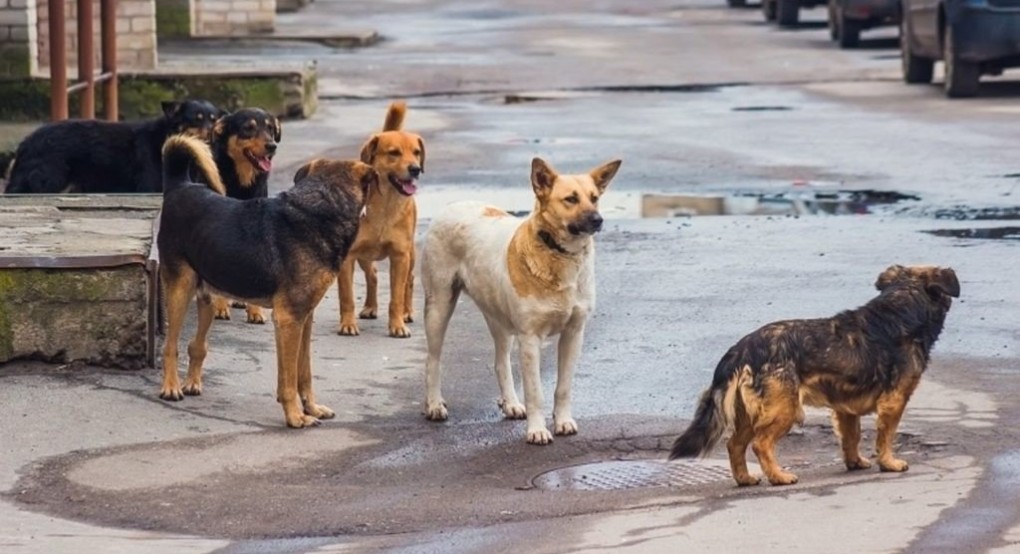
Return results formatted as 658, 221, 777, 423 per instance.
286, 414, 322, 429
403, 311, 414, 323
304, 403, 336, 420
159, 386, 184, 401
766, 471, 799, 486
845, 456, 873, 471
246, 308, 266, 325
181, 381, 202, 396
879, 457, 909, 472
359, 306, 378, 320
734, 473, 762, 487
499, 400, 527, 419
389, 323, 411, 338
213, 307, 231, 320
554, 418, 578, 436
231, 301, 246, 309
526, 428, 554, 445
338, 322, 360, 336
424, 400, 448, 421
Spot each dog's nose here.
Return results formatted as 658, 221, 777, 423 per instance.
588, 212, 604, 232
265, 142, 278, 154
408, 165, 422, 178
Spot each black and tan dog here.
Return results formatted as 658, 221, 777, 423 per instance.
335, 101, 424, 338
670, 265, 959, 486
4, 99, 223, 194
157, 135, 372, 428
206, 108, 282, 324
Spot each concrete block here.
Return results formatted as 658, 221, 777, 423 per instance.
8, 24, 27, 41
0, 10, 27, 25
226, 11, 248, 23
233, 0, 259, 11
131, 15, 154, 32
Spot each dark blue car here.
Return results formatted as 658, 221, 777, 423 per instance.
901, 0, 1020, 97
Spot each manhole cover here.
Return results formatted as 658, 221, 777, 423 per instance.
532, 459, 751, 491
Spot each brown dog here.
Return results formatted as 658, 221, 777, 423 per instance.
337, 101, 424, 338
669, 265, 959, 486
157, 135, 371, 428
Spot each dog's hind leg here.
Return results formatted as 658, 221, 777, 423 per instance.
484, 315, 524, 420
403, 246, 415, 324
727, 392, 762, 486
358, 258, 379, 320
212, 295, 232, 320
181, 293, 215, 396
159, 267, 198, 401
832, 411, 872, 470
387, 251, 413, 338
245, 305, 266, 325
422, 269, 460, 421
298, 313, 335, 420
750, 374, 800, 485
519, 334, 553, 445
273, 308, 319, 428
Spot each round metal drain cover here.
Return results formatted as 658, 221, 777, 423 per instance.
532, 459, 747, 491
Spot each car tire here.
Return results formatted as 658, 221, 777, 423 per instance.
728, 0, 748, 7
827, 0, 839, 40
763, 0, 777, 21
777, 0, 799, 27
837, 12, 861, 48
900, 17, 934, 84
943, 25, 980, 98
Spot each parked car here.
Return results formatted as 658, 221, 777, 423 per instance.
827, 0, 902, 48
900, 0, 1020, 97
762, 0, 828, 27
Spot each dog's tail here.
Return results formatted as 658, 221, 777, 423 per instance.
668, 348, 747, 460
382, 101, 407, 132
162, 134, 225, 195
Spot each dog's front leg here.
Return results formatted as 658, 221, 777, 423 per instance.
387, 252, 412, 338
337, 257, 361, 336
519, 334, 552, 444
553, 323, 585, 436
274, 310, 320, 428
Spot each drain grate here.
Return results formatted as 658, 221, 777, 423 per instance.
532, 460, 747, 491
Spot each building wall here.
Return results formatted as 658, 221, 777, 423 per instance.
0, 0, 39, 77
193, 0, 274, 36
35, 0, 157, 75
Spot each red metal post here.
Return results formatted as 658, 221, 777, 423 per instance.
48, 0, 68, 121
100, 0, 117, 120
77, 0, 95, 118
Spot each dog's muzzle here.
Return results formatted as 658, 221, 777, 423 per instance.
568, 211, 604, 235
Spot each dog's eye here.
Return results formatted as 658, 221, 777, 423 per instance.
591, 195, 599, 204
413, 149, 421, 157
564, 195, 579, 205
387, 150, 400, 157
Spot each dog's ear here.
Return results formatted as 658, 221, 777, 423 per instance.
927, 267, 960, 298
359, 164, 379, 191
589, 159, 622, 194
293, 161, 314, 184
875, 264, 905, 291
272, 117, 282, 143
161, 101, 181, 119
360, 136, 379, 165
531, 157, 558, 200
217, 108, 229, 118
417, 136, 426, 173
213, 118, 225, 139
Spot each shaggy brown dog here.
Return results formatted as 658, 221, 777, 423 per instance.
157, 135, 372, 428
669, 265, 959, 486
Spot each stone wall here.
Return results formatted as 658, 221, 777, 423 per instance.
35, 0, 157, 74
193, 0, 274, 36
0, 0, 38, 77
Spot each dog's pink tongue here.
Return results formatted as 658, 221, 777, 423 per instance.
401, 180, 418, 195
257, 157, 273, 173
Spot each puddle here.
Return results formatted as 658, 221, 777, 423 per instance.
417, 187, 920, 220
732, 106, 794, 112
924, 227, 1020, 241
929, 206, 1020, 220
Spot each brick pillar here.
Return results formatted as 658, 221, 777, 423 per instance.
193, 0, 274, 36
36, 0, 157, 75
0, 0, 39, 77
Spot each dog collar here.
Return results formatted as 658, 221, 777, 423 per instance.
537, 230, 571, 255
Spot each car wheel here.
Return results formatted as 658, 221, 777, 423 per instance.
777, 0, 799, 27
728, 0, 748, 7
943, 25, 980, 98
837, 12, 861, 48
827, 0, 839, 40
763, 0, 777, 21
900, 17, 934, 84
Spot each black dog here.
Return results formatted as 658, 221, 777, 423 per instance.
4, 100, 223, 194
206, 107, 283, 323
157, 134, 372, 428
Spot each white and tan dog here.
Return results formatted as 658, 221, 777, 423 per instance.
421, 157, 621, 444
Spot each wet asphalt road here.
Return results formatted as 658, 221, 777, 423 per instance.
3, 0, 1020, 552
